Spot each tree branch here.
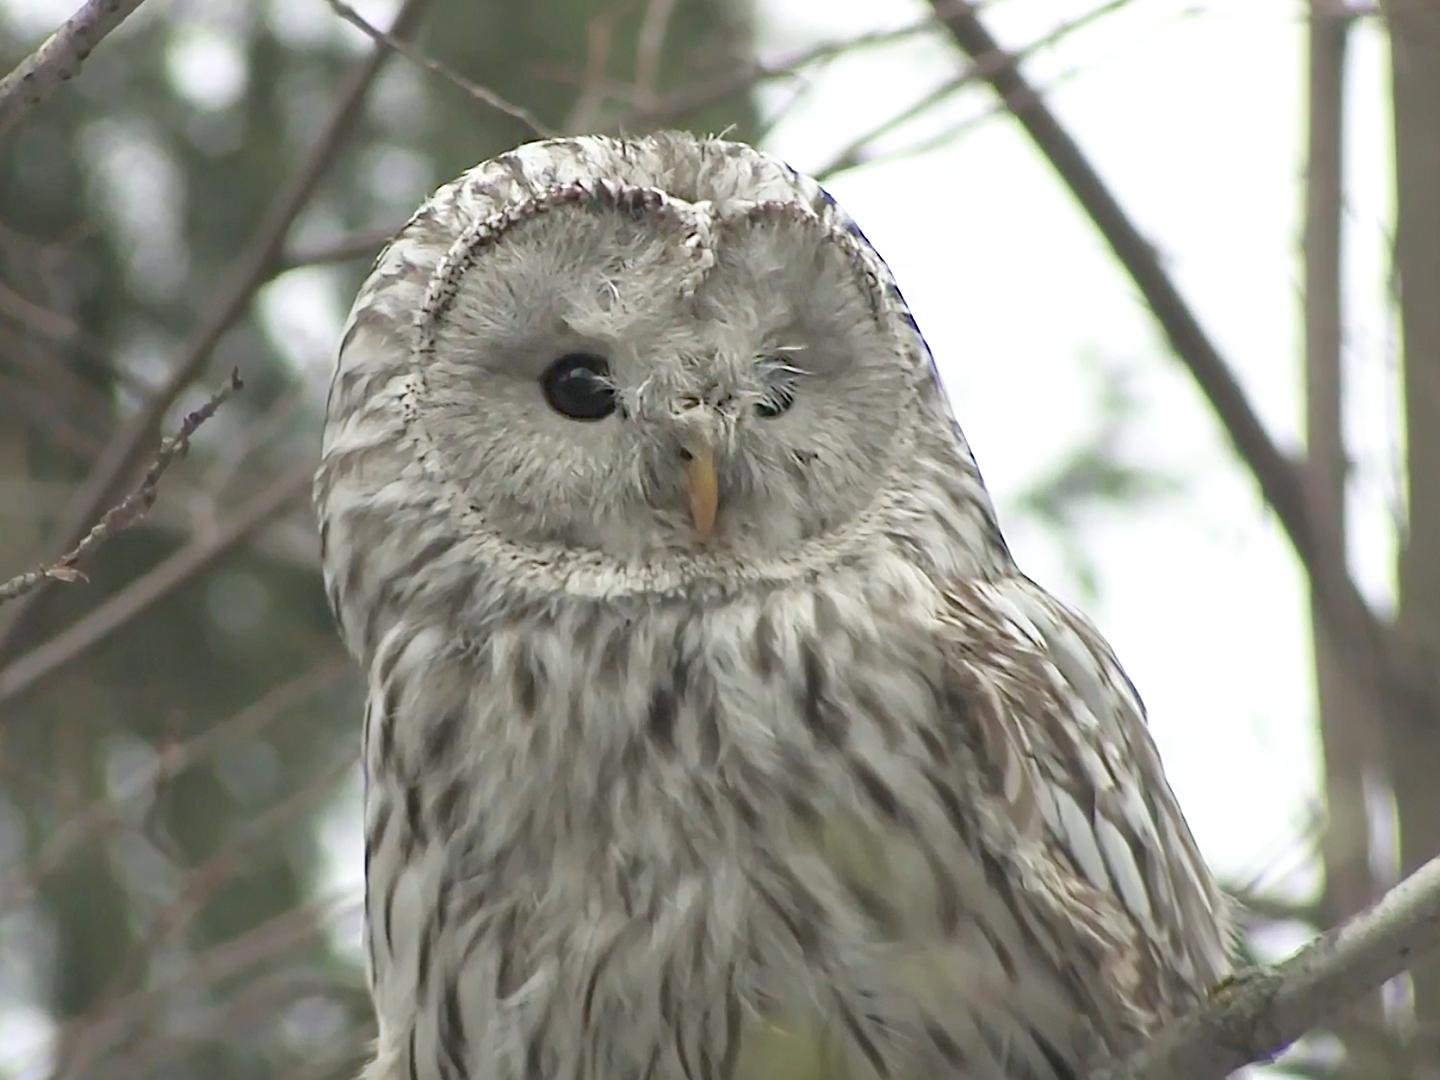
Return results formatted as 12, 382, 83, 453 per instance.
601, 19, 938, 131
814, 0, 1131, 180
924, 0, 1426, 718
0, 464, 313, 707
0, 0, 148, 135
326, 0, 555, 138
1098, 855, 1440, 1078
279, 225, 396, 270
0, 0, 432, 660
0, 371, 242, 606
0, 654, 346, 907
1302, 0, 1381, 958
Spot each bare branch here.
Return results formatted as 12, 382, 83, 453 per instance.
633, 0, 680, 110
813, 0, 1132, 180
53, 892, 360, 1080
0, 0, 148, 135
0, 0, 433, 660
924, 0, 1428, 717
0, 464, 313, 706
326, 0, 555, 138
1301, 0, 1382, 974
0, 371, 243, 606
1099, 856, 1440, 1078
609, 19, 940, 131
279, 225, 396, 270
0, 655, 347, 906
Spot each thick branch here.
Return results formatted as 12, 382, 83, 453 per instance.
925, 0, 1418, 714
0, 0, 148, 134
0, 0, 432, 660
1384, 0, 1440, 1028
1302, 2, 1379, 949
1098, 855, 1440, 1078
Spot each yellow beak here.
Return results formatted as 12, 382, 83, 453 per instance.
685, 449, 719, 541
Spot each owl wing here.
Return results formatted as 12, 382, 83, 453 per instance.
933, 573, 1232, 1042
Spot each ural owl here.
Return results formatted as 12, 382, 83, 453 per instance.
315, 132, 1230, 1080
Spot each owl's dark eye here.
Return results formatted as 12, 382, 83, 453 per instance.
755, 378, 796, 418
541, 353, 615, 421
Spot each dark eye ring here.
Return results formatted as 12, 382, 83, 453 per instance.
541, 353, 615, 421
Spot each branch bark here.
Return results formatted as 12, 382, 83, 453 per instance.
0, 0, 148, 135
1098, 855, 1440, 1078
0, 0, 432, 661
1303, 0, 1378, 944
924, 0, 1433, 744
1383, 0, 1440, 1047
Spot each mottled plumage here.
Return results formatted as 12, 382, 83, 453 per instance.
314, 132, 1230, 1080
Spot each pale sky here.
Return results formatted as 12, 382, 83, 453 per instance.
0, 0, 1402, 1076
757, 2, 1396, 1073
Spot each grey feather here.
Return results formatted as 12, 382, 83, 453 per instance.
315, 132, 1231, 1080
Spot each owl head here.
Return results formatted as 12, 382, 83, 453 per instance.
318, 132, 1005, 631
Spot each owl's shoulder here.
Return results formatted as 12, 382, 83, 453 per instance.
929, 573, 1233, 1017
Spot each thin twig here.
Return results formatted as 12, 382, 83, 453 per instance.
279, 225, 395, 270
925, 0, 1425, 717
106, 968, 352, 1080
0, 0, 433, 661
0, 371, 243, 606
812, 0, 1132, 179
0, 0, 149, 135
0, 464, 313, 706
0, 655, 348, 905
57, 753, 359, 1076
1098, 856, 1440, 1078
607, 18, 939, 131
51, 892, 360, 1080
326, 0, 555, 138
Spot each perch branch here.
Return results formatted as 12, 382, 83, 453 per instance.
0, 0, 148, 135
925, 0, 1420, 714
0, 371, 242, 606
1098, 855, 1440, 1077
0, 0, 431, 659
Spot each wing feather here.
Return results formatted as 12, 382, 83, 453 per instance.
935, 573, 1232, 1039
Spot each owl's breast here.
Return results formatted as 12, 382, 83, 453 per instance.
360, 556, 1109, 1078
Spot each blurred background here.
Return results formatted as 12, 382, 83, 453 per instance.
1, 0, 1435, 1076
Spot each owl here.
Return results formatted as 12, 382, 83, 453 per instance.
314, 132, 1231, 1080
